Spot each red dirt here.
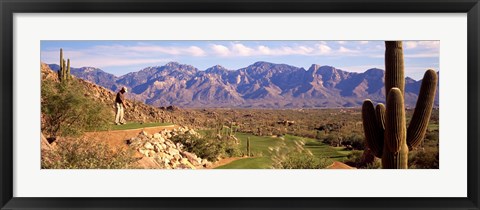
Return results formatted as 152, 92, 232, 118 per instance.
326, 161, 356, 169
83, 125, 177, 149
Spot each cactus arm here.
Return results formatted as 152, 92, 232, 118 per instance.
385, 88, 406, 153
384, 41, 405, 96
407, 69, 438, 150
376, 103, 386, 131
361, 100, 383, 157
383, 88, 408, 169
67, 59, 71, 80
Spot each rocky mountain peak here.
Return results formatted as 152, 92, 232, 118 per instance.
308, 64, 322, 72
205, 65, 229, 74
46, 61, 439, 108
364, 68, 384, 77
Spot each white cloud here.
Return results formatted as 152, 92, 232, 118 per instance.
232, 43, 254, 56
211, 44, 231, 56
358, 41, 369, 44
405, 41, 418, 49
90, 44, 207, 57
257, 45, 272, 55
417, 41, 440, 49
41, 49, 169, 68
210, 43, 321, 57
405, 41, 439, 49
187, 46, 206, 56
338, 46, 358, 53
316, 44, 332, 54
78, 58, 169, 68
337, 41, 347, 45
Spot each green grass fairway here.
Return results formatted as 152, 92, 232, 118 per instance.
105, 122, 173, 131
216, 133, 352, 169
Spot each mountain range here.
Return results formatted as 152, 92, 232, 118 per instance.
48, 61, 439, 108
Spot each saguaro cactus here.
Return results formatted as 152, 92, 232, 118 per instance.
58, 48, 64, 80
362, 41, 437, 169
57, 48, 72, 82
67, 59, 71, 81
246, 137, 251, 157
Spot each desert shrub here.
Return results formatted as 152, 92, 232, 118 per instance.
365, 159, 381, 169
321, 134, 338, 146
271, 139, 332, 169
344, 150, 381, 169
273, 152, 331, 169
42, 138, 135, 169
342, 133, 365, 150
42, 79, 111, 138
409, 149, 439, 169
425, 130, 439, 142
170, 132, 237, 161
344, 150, 364, 167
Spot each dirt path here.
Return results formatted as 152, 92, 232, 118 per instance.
83, 125, 177, 149
326, 161, 356, 169
208, 157, 247, 169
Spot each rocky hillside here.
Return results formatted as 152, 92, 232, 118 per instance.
41, 62, 190, 125
48, 61, 440, 108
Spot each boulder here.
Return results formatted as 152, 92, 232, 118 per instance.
144, 142, 154, 150
41, 134, 52, 150
153, 133, 162, 139
140, 130, 149, 136
168, 148, 180, 156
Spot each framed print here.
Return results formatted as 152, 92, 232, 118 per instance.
1, 0, 479, 209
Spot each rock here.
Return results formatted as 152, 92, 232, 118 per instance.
156, 152, 167, 158
168, 148, 180, 156
182, 151, 199, 164
176, 143, 183, 150
144, 142, 154, 150
164, 163, 171, 169
140, 130, 148, 136
195, 158, 202, 165
165, 141, 175, 148
157, 136, 165, 143
147, 150, 156, 157
138, 149, 149, 156
136, 157, 162, 169
173, 154, 182, 160
41, 134, 52, 150
154, 144, 162, 153
180, 158, 189, 164
153, 133, 162, 139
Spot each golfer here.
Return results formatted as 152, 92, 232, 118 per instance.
115, 87, 128, 125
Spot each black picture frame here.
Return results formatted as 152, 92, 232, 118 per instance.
1, 0, 479, 209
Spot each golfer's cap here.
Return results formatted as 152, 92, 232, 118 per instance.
122, 87, 128, 92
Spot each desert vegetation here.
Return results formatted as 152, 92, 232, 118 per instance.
41, 42, 439, 169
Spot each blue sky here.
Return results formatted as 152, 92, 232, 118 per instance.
40, 40, 439, 80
